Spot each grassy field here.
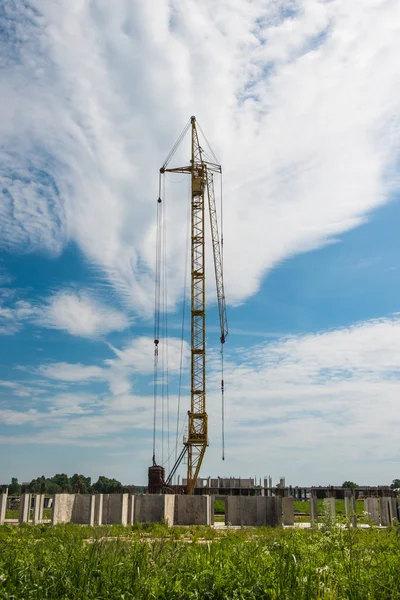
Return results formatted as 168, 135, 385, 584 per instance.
5, 508, 53, 520
1, 520, 400, 599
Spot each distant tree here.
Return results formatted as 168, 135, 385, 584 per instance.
51, 473, 72, 492
342, 481, 359, 489
8, 477, 22, 495
93, 476, 122, 494
28, 476, 46, 493
390, 479, 400, 491
71, 474, 92, 494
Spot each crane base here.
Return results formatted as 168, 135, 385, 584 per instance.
148, 465, 165, 494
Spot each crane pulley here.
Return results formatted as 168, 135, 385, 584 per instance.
149, 116, 228, 495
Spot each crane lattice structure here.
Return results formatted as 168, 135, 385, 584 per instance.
149, 116, 228, 495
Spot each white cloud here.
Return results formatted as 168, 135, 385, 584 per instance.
201, 315, 400, 483
36, 290, 130, 337
107, 336, 189, 375
2, 315, 400, 484
1, 1, 400, 313
38, 362, 106, 382
0, 300, 35, 335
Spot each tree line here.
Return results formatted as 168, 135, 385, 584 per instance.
342, 480, 400, 491
5, 476, 400, 495
7, 474, 127, 495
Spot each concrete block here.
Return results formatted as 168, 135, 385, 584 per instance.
19, 493, 31, 523
310, 497, 318, 525
225, 496, 281, 527
323, 497, 336, 518
266, 496, 282, 527
94, 495, 103, 525
134, 494, 175, 526
33, 494, 44, 524
209, 495, 215, 526
225, 496, 254, 526
71, 494, 95, 525
127, 495, 135, 525
52, 494, 75, 525
40, 495, 45, 520
345, 497, 357, 527
102, 494, 128, 525
389, 498, 399, 523
174, 495, 211, 525
283, 497, 294, 526
364, 498, 379, 526
388, 498, 398, 524
0, 488, 8, 524
380, 497, 390, 526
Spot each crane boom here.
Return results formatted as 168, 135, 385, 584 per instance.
151, 116, 227, 495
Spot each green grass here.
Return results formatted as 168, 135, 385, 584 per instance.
5, 508, 52, 520
293, 499, 365, 516
1, 520, 400, 599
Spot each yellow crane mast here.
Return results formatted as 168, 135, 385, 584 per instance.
149, 116, 228, 495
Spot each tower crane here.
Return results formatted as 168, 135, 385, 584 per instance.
149, 116, 228, 495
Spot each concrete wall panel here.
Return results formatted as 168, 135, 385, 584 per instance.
134, 494, 175, 526
71, 495, 95, 525
174, 495, 211, 525
364, 498, 379, 526
283, 496, 294, 526
127, 495, 135, 526
94, 495, 103, 525
33, 494, 44, 524
0, 488, 7, 524
310, 497, 318, 525
19, 493, 31, 523
226, 496, 281, 527
102, 494, 128, 525
380, 498, 390, 526
323, 497, 336, 518
52, 494, 75, 525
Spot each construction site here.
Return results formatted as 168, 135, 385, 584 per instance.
1, 117, 398, 529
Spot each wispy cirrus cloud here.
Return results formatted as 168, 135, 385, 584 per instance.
1, 0, 400, 313
0, 287, 130, 338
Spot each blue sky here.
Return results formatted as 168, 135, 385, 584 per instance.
1, 0, 400, 487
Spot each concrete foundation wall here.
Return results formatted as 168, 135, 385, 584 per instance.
127, 495, 135, 525
19, 493, 31, 523
102, 494, 128, 525
226, 496, 281, 527
364, 498, 380, 526
33, 494, 44, 524
389, 498, 399, 523
71, 494, 95, 525
380, 497, 390, 526
134, 494, 175, 526
282, 497, 294, 526
94, 495, 103, 525
344, 497, 357, 527
174, 495, 212, 525
52, 494, 75, 525
310, 497, 318, 524
323, 497, 336, 518
0, 488, 8, 524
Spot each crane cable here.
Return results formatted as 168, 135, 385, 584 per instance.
153, 173, 163, 465
161, 174, 170, 471
220, 172, 225, 461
